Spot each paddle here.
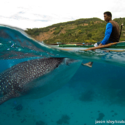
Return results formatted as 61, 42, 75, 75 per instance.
84, 42, 118, 51
119, 23, 123, 39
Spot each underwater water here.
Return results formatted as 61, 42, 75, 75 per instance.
0, 24, 125, 125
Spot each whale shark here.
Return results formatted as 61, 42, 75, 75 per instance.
0, 57, 82, 105
0, 57, 65, 105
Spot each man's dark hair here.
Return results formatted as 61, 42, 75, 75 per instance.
104, 11, 112, 18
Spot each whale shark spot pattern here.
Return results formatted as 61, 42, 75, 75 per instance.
0, 57, 64, 105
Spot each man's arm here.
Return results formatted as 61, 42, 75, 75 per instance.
100, 23, 113, 45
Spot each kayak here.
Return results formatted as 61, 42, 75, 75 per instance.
45, 41, 125, 52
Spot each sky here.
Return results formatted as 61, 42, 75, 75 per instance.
0, 0, 125, 30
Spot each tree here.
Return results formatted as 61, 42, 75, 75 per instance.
87, 33, 92, 38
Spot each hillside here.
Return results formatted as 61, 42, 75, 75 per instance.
25, 17, 125, 44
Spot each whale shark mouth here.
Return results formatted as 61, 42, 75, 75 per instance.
64, 58, 80, 65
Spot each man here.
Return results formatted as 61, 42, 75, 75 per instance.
82, 11, 120, 68
94, 11, 120, 47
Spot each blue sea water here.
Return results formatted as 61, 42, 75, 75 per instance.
0, 24, 125, 125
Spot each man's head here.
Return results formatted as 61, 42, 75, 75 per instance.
104, 11, 112, 22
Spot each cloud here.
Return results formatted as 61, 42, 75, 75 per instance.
0, 0, 125, 29
0, 14, 74, 29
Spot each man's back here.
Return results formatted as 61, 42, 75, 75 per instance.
109, 20, 120, 42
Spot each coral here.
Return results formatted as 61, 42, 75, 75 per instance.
79, 90, 94, 102
14, 104, 23, 111
56, 115, 70, 124
96, 113, 105, 120
36, 121, 47, 125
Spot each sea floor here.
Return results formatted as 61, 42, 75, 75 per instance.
0, 81, 125, 125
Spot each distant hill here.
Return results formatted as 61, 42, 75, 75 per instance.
25, 17, 125, 44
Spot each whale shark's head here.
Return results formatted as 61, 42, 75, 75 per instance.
64, 58, 79, 65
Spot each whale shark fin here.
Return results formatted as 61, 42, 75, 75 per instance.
82, 62, 93, 68
0, 91, 20, 105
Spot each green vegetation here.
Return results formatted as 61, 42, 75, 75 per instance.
25, 17, 125, 44
25, 27, 50, 37
53, 26, 63, 35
